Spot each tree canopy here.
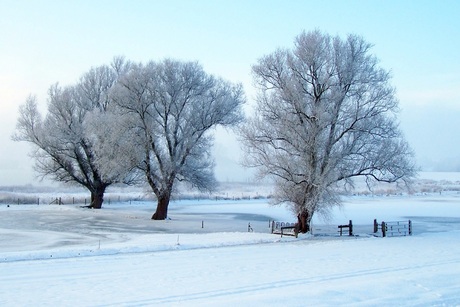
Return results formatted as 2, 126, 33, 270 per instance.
239, 30, 416, 232
13, 58, 135, 208
14, 58, 245, 218
111, 59, 245, 219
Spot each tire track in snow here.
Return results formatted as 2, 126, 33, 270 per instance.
104, 257, 460, 306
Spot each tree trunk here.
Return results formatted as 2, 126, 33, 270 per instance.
90, 187, 106, 209
151, 192, 171, 220
297, 210, 311, 233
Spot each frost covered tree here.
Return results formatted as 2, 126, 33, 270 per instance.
240, 30, 416, 232
13, 58, 135, 208
112, 59, 245, 219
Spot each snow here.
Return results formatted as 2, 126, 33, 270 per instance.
1, 176, 460, 306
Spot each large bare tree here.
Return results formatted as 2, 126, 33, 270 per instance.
13, 58, 135, 208
240, 30, 416, 232
113, 59, 245, 219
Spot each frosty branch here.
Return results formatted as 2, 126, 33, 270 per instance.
240, 30, 416, 233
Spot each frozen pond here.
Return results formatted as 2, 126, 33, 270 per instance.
1, 188, 460, 305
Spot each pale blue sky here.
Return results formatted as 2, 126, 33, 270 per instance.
1, 1, 459, 185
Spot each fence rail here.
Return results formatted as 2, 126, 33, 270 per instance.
270, 221, 298, 237
374, 219, 412, 237
338, 220, 353, 236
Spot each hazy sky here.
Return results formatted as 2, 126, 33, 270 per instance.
1, 0, 459, 186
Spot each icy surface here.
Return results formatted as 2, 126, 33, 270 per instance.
1, 180, 460, 305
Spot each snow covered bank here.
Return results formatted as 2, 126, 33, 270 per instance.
1, 231, 459, 306
1, 183, 460, 305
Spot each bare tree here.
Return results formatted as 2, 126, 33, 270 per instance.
13, 58, 135, 208
240, 30, 417, 232
113, 59, 245, 219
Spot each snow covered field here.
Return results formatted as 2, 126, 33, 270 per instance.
1, 173, 460, 306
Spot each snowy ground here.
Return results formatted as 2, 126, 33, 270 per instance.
1, 173, 460, 306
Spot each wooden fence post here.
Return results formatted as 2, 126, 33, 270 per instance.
348, 220, 353, 236
408, 220, 412, 235
381, 221, 386, 237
